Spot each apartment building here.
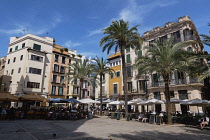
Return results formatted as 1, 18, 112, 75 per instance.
3, 34, 54, 97
107, 52, 123, 100
129, 15, 205, 113
49, 45, 71, 99
0, 56, 10, 92
106, 16, 206, 113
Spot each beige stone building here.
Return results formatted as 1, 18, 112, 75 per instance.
106, 15, 206, 114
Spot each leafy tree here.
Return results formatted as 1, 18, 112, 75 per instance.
65, 59, 96, 99
100, 20, 143, 119
133, 39, 206, 124
92, 56, 115, 115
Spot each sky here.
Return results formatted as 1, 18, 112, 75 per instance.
0, 0, 210, 59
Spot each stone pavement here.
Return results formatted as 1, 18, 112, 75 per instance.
0, 116, 209, 140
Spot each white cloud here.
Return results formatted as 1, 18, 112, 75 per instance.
63, 40, 81, 49
117, 0, 178, 24
88, 0, 178, 37
88, 29, 103, 36
79, 52, 97, 57
0, 13, 63, 36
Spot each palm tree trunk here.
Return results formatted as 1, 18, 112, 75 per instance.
120, 47, 129, 120
79, 80, 83, 99
100, 73, 103, 116
164, 77, 172, 124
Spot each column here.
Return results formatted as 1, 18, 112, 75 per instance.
180, 29, 184, 42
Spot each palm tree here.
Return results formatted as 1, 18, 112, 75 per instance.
100, 20, 143, 119
200, 23, 210, 46
133, 39, 205, 124
92, 56, 115, 115
66, 59, 96, 99
198, 24, 210, 80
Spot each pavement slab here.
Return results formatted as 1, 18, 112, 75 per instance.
0, 116, 209, 140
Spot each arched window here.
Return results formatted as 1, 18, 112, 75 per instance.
187, 47, 193, 52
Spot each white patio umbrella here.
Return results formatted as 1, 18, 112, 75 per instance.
108, 100, 125, 105
102, 99, 113, 103
180, 98, 209, 114
180, 98, 208, 105
144, 98, 164, 105
129, 98, 144, 103
79, 98, 100, 104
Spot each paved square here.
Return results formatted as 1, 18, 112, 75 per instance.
0, 116, 209, 140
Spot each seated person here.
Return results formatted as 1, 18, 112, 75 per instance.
138, 112, 147, 122
200, 115, 209, 129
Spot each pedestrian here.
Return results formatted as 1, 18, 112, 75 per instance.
200, 115, 209, 130
1, 106, 7, 120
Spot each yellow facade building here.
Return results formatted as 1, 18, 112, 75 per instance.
107, 52, 122, 100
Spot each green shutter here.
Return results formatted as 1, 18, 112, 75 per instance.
126, 54, 131, 63
138, 50, 142, 57
126, 46, 130, 53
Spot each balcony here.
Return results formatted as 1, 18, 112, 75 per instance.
184, 35, 196, 41
152, 81, 164, 87
189, 78, 203, 84
176, 79, 186, 84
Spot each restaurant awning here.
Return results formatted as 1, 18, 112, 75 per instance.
0, 92, 19, 102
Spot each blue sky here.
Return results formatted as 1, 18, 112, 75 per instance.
0, 0, 210, 58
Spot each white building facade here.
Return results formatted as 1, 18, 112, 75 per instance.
4, 34, 54, 96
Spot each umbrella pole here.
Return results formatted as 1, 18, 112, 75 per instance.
197, 105, 199, 115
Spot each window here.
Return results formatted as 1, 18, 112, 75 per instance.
73, 79, 77, 85
51, 86, 56, 95
22, 43, 25, 48
52, 75, 57, 83
126, 46, 130, 53
33, 44, 41, 51
187, 47, 193, 52
18, 68, 21, 73
9, 48, 12, 52
113, 83, 118, 94
11, 69, 14, 75
20, 55, 23, 60
8, 59, 10, 64
126, 66, 132, 77
178, 90, 188, 100
31, 55, 43, 62
60, 76, 64, 83
15, 46, 18, 51
53, 64, 59, 72
138, 50, 142, 57
62, 56, 66, 64
110, 72, 114, 79
126, 54, 131, 63
27, 82, 40, 88
13, 57, 16, 63
29, 67, 42, 75
154, 92, 161, 100
116, 71, 120, 77
60, 66, 65, 73
58, 86, 63, 95
170, 91, 174, 98
128, 82, 132, 93
54, 54, 59, 62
